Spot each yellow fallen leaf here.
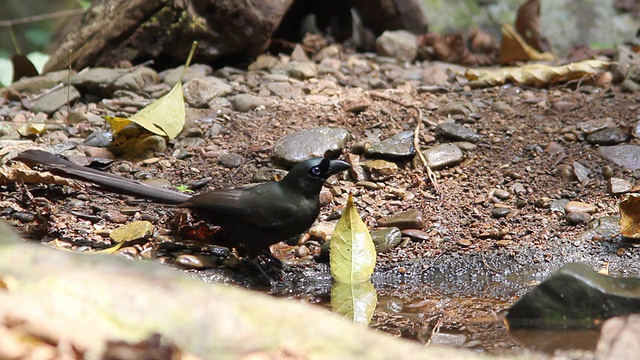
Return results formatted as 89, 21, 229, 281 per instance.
17, 122, 46, 137
53, 238, 124, 254
104, 41, 198, 139
499, 23, 555, 64
330, 194, 376, 284
619, 194, 640, 239
331, 280, 377, 325
465, 59, 610, 88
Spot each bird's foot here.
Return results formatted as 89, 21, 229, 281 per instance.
249, 253, 284, 285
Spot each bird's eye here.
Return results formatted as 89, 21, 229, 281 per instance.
309, 166, 322, 177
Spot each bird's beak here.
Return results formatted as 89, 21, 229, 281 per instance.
327, 159, 351, 176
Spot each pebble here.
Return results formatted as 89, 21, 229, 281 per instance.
32, 86, 81, 114
596, 144, 640, 170
576, 118, 616, 134
174, 254, 218, 269
183, 77, 232, 107
586, 127, 628, 145
552, 100, 578, 112
361, 159, 398, 181
375, 30, 417, 62
437, 101, 476, 117
272, 127, 350, 166
494, 239, 512, 247
266, 82, 302, 99
435, 122, 480, 143
371, 227, 402, 253
12, 211, 35, 223
109, 221, 154, 242
285, 61, 316, 80
113, 67, 159, 92
103, 210, 128, 224
550, 199, 571, 212
421, 143, 464, 170
572, 161, 591, 182
566, 211, 592, 225
401, 229, 431, 241
609, 178, 633, 194
378, 209, 425, 230
308, 221, 336, 243
228, 94, 275, 112
218, 153, 243, 168
365, 130, 415, 158
492, 188, 511, 200
491, 207, 511, 218
564, 201, 597, 214
456, 239, 472, 247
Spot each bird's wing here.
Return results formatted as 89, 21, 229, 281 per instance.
182, 187, 251, 217
182, 184, 303, 229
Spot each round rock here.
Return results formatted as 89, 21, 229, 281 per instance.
371, 227, 402, 253
273, 127, 350, 166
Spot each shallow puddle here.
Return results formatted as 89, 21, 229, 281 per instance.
267, 273, 603, 357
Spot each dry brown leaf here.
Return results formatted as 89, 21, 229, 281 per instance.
465, 59, 610, 88
619, 194, 640, 239
499, 24, 555, 65
0, 162, 78, 188
515, 0, 549, 53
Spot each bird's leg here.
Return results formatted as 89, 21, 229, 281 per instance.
248, 252, 284, 284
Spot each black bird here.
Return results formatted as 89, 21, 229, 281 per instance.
14, 150, 350, 259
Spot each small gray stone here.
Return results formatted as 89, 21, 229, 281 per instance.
175, 254, 217, 269
573, 161, 592, 182
161, 64, 211, 87
422, 143, 464, 170
285, 61, 316, 80
218, 153, 243, 168
183, 77, 232, 107
32, 86, 81, 114
375, 30, 417, 62
550, 199, 571, 212
566, 211, 592, 225
378, 209, 425, 230
365, 130, 415, 159
273, 127, 350, 166
361, 159, 398, 181
609, 177, 633, 194
586, 127, 628, 145
491, 207, 511, 218
435, 123, 480, 143
112, 67, 159, 92
6, 70, 73, 94
564, 201, 597, 214
576, 118, 617, 134
266, 82, 303, 99
251, 168, 289, 183
228, 94, 275, 112
371, 227, 402, 253
596, 145, 640, 170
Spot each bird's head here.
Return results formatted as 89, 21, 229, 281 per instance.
281, 158, 350, 194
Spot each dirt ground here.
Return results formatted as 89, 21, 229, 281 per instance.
3, 68, 640, 355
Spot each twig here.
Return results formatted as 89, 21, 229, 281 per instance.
424, 316, 443, 347
369, 91, 439, 193
0, 9, 86, 27
481, 251, 500, 274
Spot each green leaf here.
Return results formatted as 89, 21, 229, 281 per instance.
330, 194, 376, 283
331, 280, 377, 325
104, 41, 198, 139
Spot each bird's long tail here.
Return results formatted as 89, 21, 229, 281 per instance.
14, 150, 191, 204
